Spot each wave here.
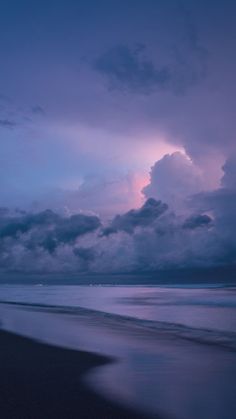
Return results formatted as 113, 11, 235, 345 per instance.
1, 299, 236, 352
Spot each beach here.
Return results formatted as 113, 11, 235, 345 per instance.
1, 285, 236, 419
0, 329, 154, 419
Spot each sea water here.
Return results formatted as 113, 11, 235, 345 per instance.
0, 284, 236, 419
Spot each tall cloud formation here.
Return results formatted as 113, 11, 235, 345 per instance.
143, 152, 205, 211
0, 153, 235, 274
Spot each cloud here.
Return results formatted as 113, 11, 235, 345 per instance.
191, 154, 236, 219
54, 214, 101, 244
93, 32, 208, 95
188, 155, 236, 264
31, 105, 45, 115
170, 1, 208, 94
0, 210, 101, 257
143, 152, 204, 211
0, 119, 16, 128
38, 172, 146, 217
221, 154, 236, 189
93, 44, 171, 94
0, 197, 221, 274
90, 206, 217, 273
0, 153, 236, 275
0, 210, 60, 239
182, 214, 212, 230
102, 198, 168, 235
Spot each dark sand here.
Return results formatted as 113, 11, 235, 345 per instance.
0, 330, 158, 419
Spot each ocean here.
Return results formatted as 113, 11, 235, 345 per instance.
1, 284, 236, 419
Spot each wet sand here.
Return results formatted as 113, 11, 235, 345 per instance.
0, 330, 157, 419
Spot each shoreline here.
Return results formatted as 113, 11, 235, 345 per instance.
0, 329, 158, 419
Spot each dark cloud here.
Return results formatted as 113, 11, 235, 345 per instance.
0, 188, 235, 273
0, 119, 16, 128
170, 1, 208, 93
93, 44, 171, 94
102, 198, 168, 235
188, 156, 236, 264
192, 188, 236, 266
73, 247, 95, 264
0, 210, 59, 239
54, 214, 101, 244
93, 25, 208, 96
0, 210, 101, 256
182, 214, 212, 230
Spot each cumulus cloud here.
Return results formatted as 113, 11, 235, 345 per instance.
143, 152, 204, 211
0, 155, 236, 275
189, 155, 236, 265
0, 199, 225, 274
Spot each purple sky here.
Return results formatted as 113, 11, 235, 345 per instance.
0, 1, 236, 273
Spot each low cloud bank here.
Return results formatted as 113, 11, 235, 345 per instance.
0, 153, 236, 274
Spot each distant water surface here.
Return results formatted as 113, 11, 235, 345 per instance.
0, 284, 236, 332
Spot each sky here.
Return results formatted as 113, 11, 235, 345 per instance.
0, 0, 236, 274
